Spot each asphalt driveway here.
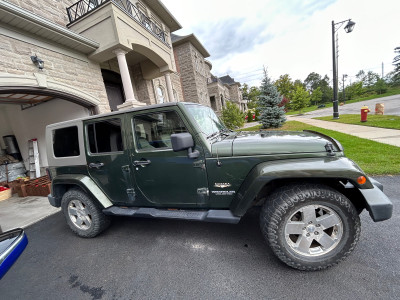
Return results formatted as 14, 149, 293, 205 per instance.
0, 176, 399, 300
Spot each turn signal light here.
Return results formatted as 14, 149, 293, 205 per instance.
357, 176, 367, 185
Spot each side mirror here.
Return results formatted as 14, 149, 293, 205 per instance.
0, 228, 28, 279
171, 132, 200, 159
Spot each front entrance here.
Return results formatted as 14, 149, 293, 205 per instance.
128, 108, 208, 208
102, 69, 125, 111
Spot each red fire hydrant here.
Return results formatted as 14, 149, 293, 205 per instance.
361, 106, 370, 122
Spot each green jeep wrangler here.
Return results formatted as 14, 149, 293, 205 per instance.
46, 102, 392, 270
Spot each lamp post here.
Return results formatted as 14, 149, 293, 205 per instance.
342, 74, 348, 104
331, 19, 355, 119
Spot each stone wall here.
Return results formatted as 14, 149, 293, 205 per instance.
0, 34, 110, 113
6, 0, 76, 27
173, 42, 210, 106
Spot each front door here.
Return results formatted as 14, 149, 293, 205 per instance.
128, 109, 208, 208
85, 116, 133, 205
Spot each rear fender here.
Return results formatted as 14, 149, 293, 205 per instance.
51, 174, 113, 208
230, 157, 372, 216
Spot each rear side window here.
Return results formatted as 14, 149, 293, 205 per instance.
87, 118, 123, 154
53, 126, 80, 157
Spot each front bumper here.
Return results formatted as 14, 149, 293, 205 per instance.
48, 194, 61, 208
360, 179, 393, 222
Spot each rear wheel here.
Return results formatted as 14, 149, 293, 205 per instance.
260, 184, 361, 271
61, 188, 110, 238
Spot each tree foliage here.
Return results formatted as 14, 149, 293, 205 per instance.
241, 83, 261, 109
310, 87, 323, 106
392, 46, 400, 85
257, 69, 286, 128
274, 74, 294, 100
291, 85, 310, 114
221, 101, 245, 129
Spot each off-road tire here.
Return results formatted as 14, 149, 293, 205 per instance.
61, 188, 111, 238
260, 184, 361, 271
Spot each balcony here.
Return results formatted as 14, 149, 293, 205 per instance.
67, 0, 168, 46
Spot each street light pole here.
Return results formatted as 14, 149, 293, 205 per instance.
331, 19, 355, 119
332, 21, 339, 119
343, 74, 348, 104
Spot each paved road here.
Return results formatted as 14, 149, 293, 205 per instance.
299, 94, 400, 118
1, 176, 399, 300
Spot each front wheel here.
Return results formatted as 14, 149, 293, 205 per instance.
260, 184, 361, 271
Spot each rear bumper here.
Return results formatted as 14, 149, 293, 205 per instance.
48, 194, 61, 208
360, 179, 393, 222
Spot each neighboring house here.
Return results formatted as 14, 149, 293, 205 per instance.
0, 0, 245, 175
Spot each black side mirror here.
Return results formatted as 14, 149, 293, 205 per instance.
0, 228, 28, 279
171, 132, 200, 159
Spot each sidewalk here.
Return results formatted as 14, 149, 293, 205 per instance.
288, 116, 400, 147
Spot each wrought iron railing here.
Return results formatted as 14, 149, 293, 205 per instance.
67, 0, 168, 45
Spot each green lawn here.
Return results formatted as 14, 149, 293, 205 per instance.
286, 87, 400, 116
240, 121, 400, 175
314, 114, 400, 130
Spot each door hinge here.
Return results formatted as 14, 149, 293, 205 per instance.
126, 188, 136, 202
197, 187, 209, 196
193, 159, 205, 169
122, 165, 131, 172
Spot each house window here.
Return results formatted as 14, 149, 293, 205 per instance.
157, 86, 165, 103
87, 118, 123, 154
53, 126, 80, 157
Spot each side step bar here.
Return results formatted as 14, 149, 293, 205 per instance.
102, 207, 241, 224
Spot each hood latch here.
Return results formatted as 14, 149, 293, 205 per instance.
325, 142, 336, 156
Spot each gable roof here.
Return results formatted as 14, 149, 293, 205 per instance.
219, 75, 240, 86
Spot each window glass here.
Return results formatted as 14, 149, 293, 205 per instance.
87, 118, 123, 154
53, 126, 80, 157
133, 111, 187, 151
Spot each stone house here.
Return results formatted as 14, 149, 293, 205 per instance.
0, 0, 245, 175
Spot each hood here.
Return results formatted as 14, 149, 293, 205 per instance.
211, 131, 340, 157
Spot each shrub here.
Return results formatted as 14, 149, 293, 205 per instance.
221, 101, 245, 129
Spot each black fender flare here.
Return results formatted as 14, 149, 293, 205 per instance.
229, 157, 372, 216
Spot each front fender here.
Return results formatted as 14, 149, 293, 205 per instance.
230, 157, 372, 216
51, 174, 113, 208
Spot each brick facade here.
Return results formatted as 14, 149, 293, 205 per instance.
173, 42, 210, 106
0, 34, 110, 113
6, 0, 75, 26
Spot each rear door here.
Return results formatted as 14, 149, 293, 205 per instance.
84, 116, 133, 205
127, 108, 209, 208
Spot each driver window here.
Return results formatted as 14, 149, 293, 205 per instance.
133, 111, 187, 151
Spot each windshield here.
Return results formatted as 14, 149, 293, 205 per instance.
185, 104, 226, 137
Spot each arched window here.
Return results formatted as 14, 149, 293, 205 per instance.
157, 86, 165, 103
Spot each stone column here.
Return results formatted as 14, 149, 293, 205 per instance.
164, 72, 175, 102
113, 49, 145, 110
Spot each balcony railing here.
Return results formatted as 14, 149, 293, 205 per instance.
67, 0, 168, 46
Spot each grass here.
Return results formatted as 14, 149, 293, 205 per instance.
314, 114, 400, 130
240, 121, 400, 175
286, 87, 400, 116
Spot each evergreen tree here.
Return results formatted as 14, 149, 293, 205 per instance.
257, 69, 286, 129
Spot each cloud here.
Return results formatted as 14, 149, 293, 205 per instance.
192, 18, 273, 59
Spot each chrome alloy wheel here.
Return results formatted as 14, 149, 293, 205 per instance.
68, 199, 92, 230
284, 205, 343, 257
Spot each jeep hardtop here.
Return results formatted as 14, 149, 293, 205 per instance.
46, 102, 392, 270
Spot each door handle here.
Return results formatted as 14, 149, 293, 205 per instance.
89, 162, 104, 169
133, 159, 151, 167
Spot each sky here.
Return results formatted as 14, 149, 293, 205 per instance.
162, 0, 400, 87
